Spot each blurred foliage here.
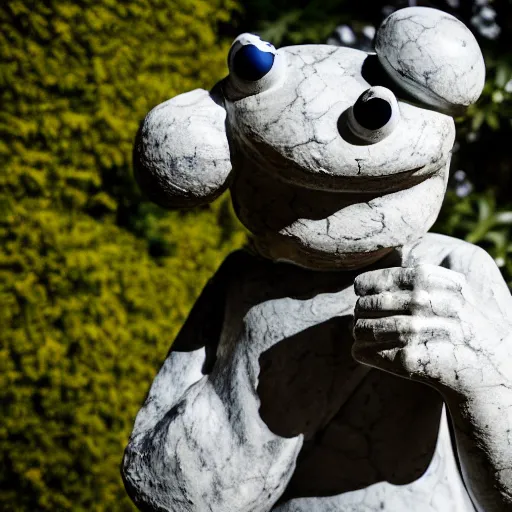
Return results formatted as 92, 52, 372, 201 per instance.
0, 0, 244, 510
441, 48, 512, 287
435, 190, 512, 284
236, 0, 395, 45
238, 0, 512, 287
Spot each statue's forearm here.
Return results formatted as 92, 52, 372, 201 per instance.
124, 356, 303, 512
446, 384, 512, 511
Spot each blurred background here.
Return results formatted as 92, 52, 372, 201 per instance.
1, 0, 511, 509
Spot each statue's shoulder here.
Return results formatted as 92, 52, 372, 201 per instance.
405, 233, 494, 271
404, 233, 509, 301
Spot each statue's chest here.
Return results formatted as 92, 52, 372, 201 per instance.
227, 272, 470, 509
223, 270, 359, 436
248, 289, 362, 441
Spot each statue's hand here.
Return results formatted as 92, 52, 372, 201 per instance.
352, 264, 512, 394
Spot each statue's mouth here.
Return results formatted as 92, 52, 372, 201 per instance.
235, 132, 446, 195
308, 165, 437, 197
258, 158, 444, 198
245, 167, 448, 270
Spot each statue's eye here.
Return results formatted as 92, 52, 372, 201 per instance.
226, 34, 281, 99
353, 96, 392, 131
347, 86, 401, 144
232, 44, 275, 82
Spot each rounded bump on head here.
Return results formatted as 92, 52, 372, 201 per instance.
375, 7, 485, 114
134, 89, 232, 209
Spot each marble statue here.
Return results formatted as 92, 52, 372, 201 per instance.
122, 7, 512, 512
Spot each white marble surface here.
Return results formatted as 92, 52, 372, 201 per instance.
124, 236, 512, 512
124, 7, 512, 512
225, 43, 455, 269
375, 7, 485, 114
133, 89, 232, 208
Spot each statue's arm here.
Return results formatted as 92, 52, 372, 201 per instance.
352, 244, 512, 511
122, 251, 302, 512
439, 248, 512, 512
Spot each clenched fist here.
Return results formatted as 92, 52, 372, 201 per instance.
352, 264, 512, 395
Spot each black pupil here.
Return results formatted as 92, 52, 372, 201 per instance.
353, 97, 392, 130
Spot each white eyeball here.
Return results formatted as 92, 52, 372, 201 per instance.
347, 86, 400, 144
225, 33, 285, 99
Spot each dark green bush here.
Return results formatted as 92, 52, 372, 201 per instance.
0, 0, 244, 510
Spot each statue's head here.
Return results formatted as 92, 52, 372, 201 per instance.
134, 7, 484, 270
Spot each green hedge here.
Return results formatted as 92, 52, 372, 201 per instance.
0, 1, 244, 510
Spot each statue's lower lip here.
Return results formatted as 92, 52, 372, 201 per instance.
277, 164, 441, 196
333, 166, 433, 194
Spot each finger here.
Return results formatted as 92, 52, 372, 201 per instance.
355, 291, 415, 318
353, 315, 419, 344
354, 267, 415, 296
354, 264, 466, 297
414, 264, 466, 290
355, 290, 463, 319
353, 316, 456, 344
